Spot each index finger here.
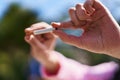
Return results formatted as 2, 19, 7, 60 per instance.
51, 21, 75, 29
84, 0, 95, 15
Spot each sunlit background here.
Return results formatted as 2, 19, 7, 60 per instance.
0, 0, 120, 80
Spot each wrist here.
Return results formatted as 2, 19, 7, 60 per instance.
42, 51, 60, 75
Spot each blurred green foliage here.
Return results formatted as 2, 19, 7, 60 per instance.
0, 3, 38, 51
0, 3, 39, 80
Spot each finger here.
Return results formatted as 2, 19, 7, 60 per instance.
69, 7, 88, 28
89, 0, 108, 21
25, 28, 33, 36
28, 35, 47, 50
39, 33, 56, 44
69, 7, 80, 26
29, 35, 50, 62
42, 33, 57, 50
75, 3, 91, 20
44, 33, 56, 40
53, 30, 81, 46
35, 35, 44, 42
92, 0, 107, 11
51, 21, 75, 29
84, 0, 95, 15
24, 35, 30, 43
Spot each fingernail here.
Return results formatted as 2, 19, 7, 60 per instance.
30, 35, 34, 40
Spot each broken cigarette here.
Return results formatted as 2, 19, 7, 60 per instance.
33, 27, 55, 35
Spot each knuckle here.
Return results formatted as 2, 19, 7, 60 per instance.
69, 7, 75, 13
76, 3, 82, 8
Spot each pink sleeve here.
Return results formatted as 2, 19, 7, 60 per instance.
85, 62, 119, 80
41, 52, 89, 80
40, 52, 119, 80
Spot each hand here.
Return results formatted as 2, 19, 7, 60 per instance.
24, 22, 59, 73
52, 0, 120, 58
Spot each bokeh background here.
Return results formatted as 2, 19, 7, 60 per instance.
0, 0, 120, 80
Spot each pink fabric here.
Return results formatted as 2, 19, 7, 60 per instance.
41, 52, 119, 80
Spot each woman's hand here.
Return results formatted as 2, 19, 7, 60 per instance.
24, 22, 59, 74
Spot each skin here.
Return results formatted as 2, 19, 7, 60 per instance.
25, 22, 60, 74
52, 0, 120, 58
24, 0, 120, 76
24, 22, 119, 79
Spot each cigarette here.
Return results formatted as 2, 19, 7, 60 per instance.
33, 27, 55, 35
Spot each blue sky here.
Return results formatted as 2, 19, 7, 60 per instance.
0, 0, 120, 20
0, 0, 82, 19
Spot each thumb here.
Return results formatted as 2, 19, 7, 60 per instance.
53, 29, 82, 47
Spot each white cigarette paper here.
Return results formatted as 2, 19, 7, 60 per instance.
33, 27, 55, 35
